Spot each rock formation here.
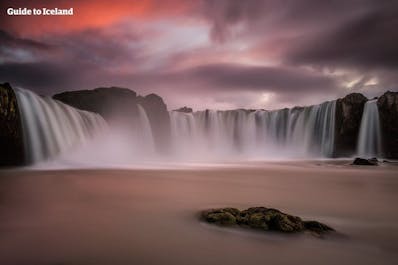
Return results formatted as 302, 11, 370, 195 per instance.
1, 82, 397, 165
378, 91, 398, 158
0, 83, 25, 166
334, 93, 368, 157
201, 207, 335, 236
53, 87, 171, 153
352, 157, 379, 166
174, 106, 193, 113
137, 94, 171, 153
53, 87, 139, 121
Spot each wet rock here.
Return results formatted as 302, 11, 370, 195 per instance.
352, 157, 379, 166
378, 91, 398, 158
0, 83, 25, 166
202, 208, 238, 225
335, 93, 368, 157
174, 106, 193, 113
53, 87, 139, 121
54, 87, 171, 153
271, 213, 304, 232
201, 207, 335, 235
137, 93, 171, 153
303, 221, 335, 234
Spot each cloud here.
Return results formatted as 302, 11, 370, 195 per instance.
286, 2, 398, 69
201, 0, 398, 70
0, 0, 396, 110
0, 0, 196, 36
0, 30, 51, 50
172, 63, 337, 93
0, 30, 56, 63
0, 57, 341, 110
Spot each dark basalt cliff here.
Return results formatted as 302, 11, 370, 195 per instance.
0, 83, 25, 166
174, 106, 193, 113
53, 87, 139, 121
53, 87, 171, 153
137, 93, 171, 153
334, 93, 368, 157
378, 91, 398, 158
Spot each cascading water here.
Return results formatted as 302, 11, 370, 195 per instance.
136, 104, 155, 153
357, 100, 382, 157
170, 100, 337, 159
15, 88, 108, 164
14, 86, 340, 163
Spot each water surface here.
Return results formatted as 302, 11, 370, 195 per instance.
0, 161, 397, 265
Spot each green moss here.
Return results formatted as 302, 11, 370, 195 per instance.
248, 213, 268, 230
206, 212, 236, 225
202, 207, 334, 236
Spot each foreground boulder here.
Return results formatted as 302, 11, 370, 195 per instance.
201, 207, 335, 236
0, 83, 25, 166
352, 157, 379, 166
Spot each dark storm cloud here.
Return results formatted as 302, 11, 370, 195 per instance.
0, 25, 133, 92
201, 0, 368, 42
50, 27, 146, 66
286, 4, 398, 69
0, 26, 150, 93
0, 0, 396, 109
0, 19, 150, 65
0, 30, 55, 63
202, 0, 398, 70
0, 59, 338, 99
177, 63, 336, 93
0, 30, 52, 50
0, 61, 105, 94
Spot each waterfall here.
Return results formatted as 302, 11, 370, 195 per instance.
357, 100, 382, 157
170, 100, 337, 159
13, 87, 340, 163
15, 88, 108, 164
136, 105, 155, 153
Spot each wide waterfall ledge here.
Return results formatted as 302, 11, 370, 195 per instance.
3, 85, 393, 167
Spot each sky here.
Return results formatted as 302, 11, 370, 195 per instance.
1, 0, 397, 110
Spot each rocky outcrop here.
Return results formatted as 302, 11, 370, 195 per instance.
0, 83, 25, 166
352, 157, 379, 166
334, 93, 368, 157
174, 106, 193, 113
53, 87, 139, 121
378, 91, 398, 158
201, 207, 335, 236
137, 94, 171, 153
53, 87, 171, 153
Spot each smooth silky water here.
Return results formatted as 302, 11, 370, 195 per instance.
0, 162, 397, 265
357, 100, 383, 157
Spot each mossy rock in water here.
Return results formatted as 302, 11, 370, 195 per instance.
271, 213, 304, 232
201, 207, 335, 235
247, 212, 269, 230
202, 208, 238, 225
303, 220, 334, 233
